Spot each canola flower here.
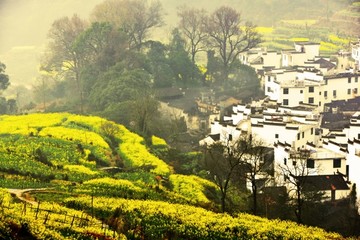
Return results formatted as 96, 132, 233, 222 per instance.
169, 174, 218, 205
117, 125, 171, 176
65, 196, 342, 240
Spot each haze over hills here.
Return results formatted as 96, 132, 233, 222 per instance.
0, 0, 358, 92
0, 0, 103, 88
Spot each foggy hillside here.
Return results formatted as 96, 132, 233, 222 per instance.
0, 0, 356, 89
0, 0, 103, 87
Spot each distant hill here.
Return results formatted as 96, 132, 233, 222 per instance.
160, 0, 351, 27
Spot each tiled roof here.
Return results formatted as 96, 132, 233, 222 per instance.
313, 58, 336, 70
296, 174, 349, 191
209, 133, 220, 141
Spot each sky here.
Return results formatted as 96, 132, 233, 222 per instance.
0, 0, 103, 86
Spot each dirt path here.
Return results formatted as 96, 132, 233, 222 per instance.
7, 188, 50, 205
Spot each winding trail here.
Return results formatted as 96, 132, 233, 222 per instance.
7, 188, 51, 205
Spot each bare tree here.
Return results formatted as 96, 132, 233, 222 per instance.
91, 0, 163, 50
238, 135, 272, 215
204, 140, 241, 213
277, 149, 315, 223
177, 7, 208, 65
205, 6, 261, 83
42, 14, 88, 113
202, 134, 268, 213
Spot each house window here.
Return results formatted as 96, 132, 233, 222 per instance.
358, 133, 360, 139
348, 77, 351, 83
348, 89, 351, 94
356, 76, 358, 83
309, 86, 314, 93
319, 101, 321, 106
268, 76, 271, 82
302, 132, 304, 138
308, 97, 314, 104
354, 88, 358, 94
297, 133, 300, 140
333, 90, 337, 97
333, 158, 341, 168
324, 91, 327, 97
284, 158, 287, 165
300, 90, 303, 94
311, 128, 314, 135
292, 160, 296, 166
283, 88, 289, 94
267, 87, 271, 92
283, 99, 289, 105
319, 91, 321, 95
307, 159, 315, 168
275, 134, 279, 139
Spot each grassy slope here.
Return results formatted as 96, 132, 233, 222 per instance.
0, 113, 343, 239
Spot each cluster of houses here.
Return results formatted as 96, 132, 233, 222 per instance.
200, 39, 360, 204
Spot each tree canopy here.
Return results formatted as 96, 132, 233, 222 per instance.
0, 62, 10, 92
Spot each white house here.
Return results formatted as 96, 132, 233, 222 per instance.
264, 69, 360, 111
351, 39, 360, 71
273, 141, 350, 201
239, 48, 282, 71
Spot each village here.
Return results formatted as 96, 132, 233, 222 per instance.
160, 39, 360, 206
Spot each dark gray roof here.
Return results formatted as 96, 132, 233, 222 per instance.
296, 174, 349, 191
313, 58, 336, 70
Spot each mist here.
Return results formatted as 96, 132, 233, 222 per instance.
0, 0, 103, 87
0, 0, 354, 89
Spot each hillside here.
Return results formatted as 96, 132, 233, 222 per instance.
0, 113, 344, 239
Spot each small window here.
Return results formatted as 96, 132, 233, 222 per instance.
292, 160, 296, 166
268, 76, 271, 82
355, 76, 358, 83
333, 158, 341, 168
283, 99, 289, 105
319, 91, 321, 95
284, 158, 287, 165
319, 101, 321, 106
348, 89, 351, 94
283, 88, 289, 94
333, 90, 337, 97
354, 88, 358, 94
267, 87, 271, 92
311, 128, 314, 135
348, 77, 351, 83
308, 97, 314, 104
324, 91, 327, 97
302, 132, 305, 138
297, 133, 300, 140
300, 90, 303, 94
307, 159, 315, 168
275, 134, 279, 139
309, 86, 314, 93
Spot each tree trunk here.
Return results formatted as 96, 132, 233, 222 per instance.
296, 187, 302, 224
221, 191, 226, 213
252, 179, 257, 215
